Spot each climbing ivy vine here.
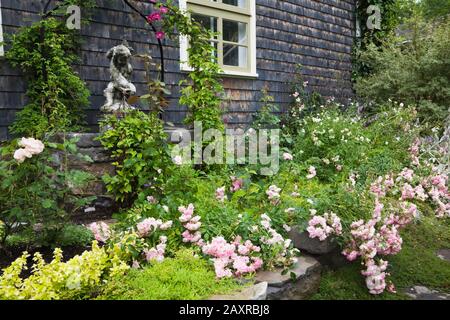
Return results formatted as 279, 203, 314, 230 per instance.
117, 0, 224, 130
6, 0, 95, 138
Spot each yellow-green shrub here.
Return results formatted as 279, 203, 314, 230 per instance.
0, 242, 129, 300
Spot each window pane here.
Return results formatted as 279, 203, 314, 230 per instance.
191, 13, 218, 36
222, 0, 247, 8
223, 44, 247, 68
223, 20, 247, 45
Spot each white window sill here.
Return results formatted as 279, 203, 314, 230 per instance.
180, 65, 258, 79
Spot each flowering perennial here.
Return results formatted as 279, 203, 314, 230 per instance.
13, 137, 45, 163
143, 236, 167, 263
179, 204, 202, 244
307, 212, 342, 241
266, 185, 281, 205
87, 222, 111, 243
202, 236, 262, 278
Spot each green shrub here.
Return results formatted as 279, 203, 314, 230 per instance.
98, 111, 172, 206
98, 249, 242, 300
6, 17, 90, 137
355, 18, 450, 125
0, 137, 95, 249
162, 1, 224, 131
5, 224, 93, 248
0, 242, 128, 300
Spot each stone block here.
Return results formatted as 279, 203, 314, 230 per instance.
209, 282, 268, 300
289, 227, 338, 255
255, 255, 322, 300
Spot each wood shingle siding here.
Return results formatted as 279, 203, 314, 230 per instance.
0, 0, 356, 140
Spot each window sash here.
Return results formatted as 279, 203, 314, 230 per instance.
188, 3, 251, 72
188, 0, 251, 16
180, 0, 258, 78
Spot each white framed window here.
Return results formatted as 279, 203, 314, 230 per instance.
179, 0, 258, 78
0, 0, 4, 57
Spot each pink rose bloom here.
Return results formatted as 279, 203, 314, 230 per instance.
306, 166, 316, 179
216, 186, 226, 202
147, 12, 161, 22
87, 222, 111, 243
230, 176, 243, 192
401, 183, 415, 200
282, 152, 293, 161
178, 203, 194, 217
185, 221, 201, 231
237, 245, 250, 256
159, 220, 173, 230
155, 31, 165, 40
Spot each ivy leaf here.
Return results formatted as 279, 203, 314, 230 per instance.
42, 199, 55, 209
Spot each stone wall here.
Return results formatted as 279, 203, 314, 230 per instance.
54, 133, 117, 222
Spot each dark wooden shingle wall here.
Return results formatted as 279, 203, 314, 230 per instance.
0, 0, 355, 140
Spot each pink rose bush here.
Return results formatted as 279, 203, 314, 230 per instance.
143, 236, 167, 263
254, 214, 299, 270
202, 237, 262, 278
340, 162, 448, 294
306, 166, 317, 179
230, 176, 244, 192
87, 222, 111, 243
215, 186, 226, 202
340, 197, 405, 294
179, 204, 203, 245
266, 185, 281, 205
307, 212, 342, 241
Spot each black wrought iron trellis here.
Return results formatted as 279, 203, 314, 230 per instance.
42, 0, 166, 82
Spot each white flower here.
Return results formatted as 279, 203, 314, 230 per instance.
282, 152, 293, 161
13, 148, 33, 163
13, 137, 45, 163
19, 138, 45, 155
172, 155, 183, 165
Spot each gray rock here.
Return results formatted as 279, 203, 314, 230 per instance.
70, 179, 106, 196
437, 249, 450, 262
52, 133, 102, 148
315, 248, 350, 269
209, 282, 268, 300
71, 147, 112, 163
71, 133, 102, 148
255, 255, 322, 300
72, 162, 116, 177
288, 227, 338, 255
405, 286, 450, 300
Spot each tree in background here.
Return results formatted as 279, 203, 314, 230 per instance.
420, 0, 450, 20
